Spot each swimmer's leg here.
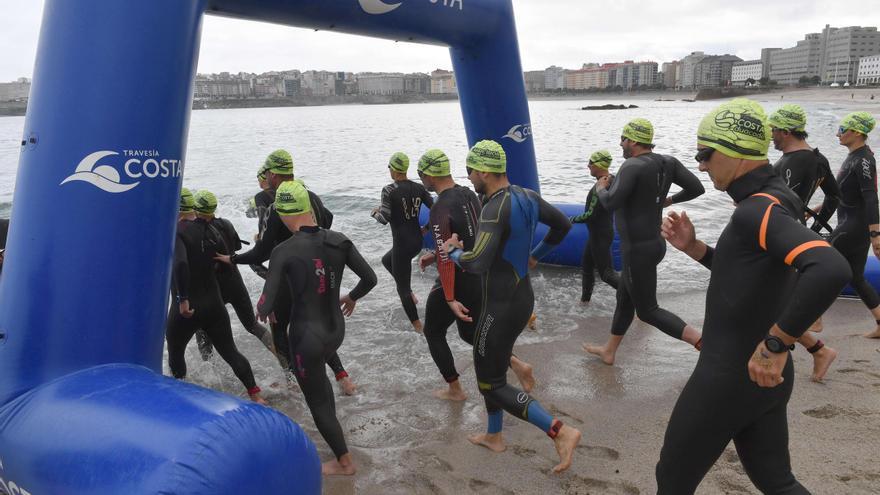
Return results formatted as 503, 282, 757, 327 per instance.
166, 315, 197, 379
424, 286, 468, 401
584, 268, 632, 365
327, 352, 356, 396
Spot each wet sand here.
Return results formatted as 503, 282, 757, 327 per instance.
248, 291, 880, 495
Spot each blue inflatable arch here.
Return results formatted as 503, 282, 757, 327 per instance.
0, 1, 557, 494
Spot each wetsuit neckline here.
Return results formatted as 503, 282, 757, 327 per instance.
298, 225, 321, 233
727, 165, 775, 203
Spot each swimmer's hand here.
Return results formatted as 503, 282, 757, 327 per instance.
340, 294, 357, 317
872, 235, 880, 260
748, 340, 787, 388
419, 252, 436, 271
447, 300, 472, 322
528, 256, 538, 269
179, 299, 195, 318
257, 311, 277, 324
596, 175, 611, 190
214, 254, 232, 265
662, 211, 707, 261
663, 197, 673, 208
442, 234, 463, 255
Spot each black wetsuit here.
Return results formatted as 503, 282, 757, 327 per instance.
423, 185, 483, 382
232, 188, 349, 377
598, 153, 704, 339
211, 217, 270, 341
167, 218, 259, 392
247, 189, 274, 279
376, 180, 434, 322
817, 145, 880, 310
451, 185, 571, 433
257, 226, 377, 459
772, 148, 840, 231
656, 165, 850, 494
570, 182, 619, 301
0, 218, 8, 276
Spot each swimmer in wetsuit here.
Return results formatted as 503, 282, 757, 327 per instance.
215, 150, 357, 394
256, 180, 377, 476
584, 118, 704, 366
415, 149, 535, 401
246, 166, 273, 279
177, 188, 215, 361
814, 112, 880, 339
372, 152, 434, 332
768, 105, 842, 380
657, 99, 850, 494
442, 140, 581, 473
192, 190, 275, 356
168, 190, 267, 405
570, 149, 620, 303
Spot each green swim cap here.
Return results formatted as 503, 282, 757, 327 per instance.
179, 187, 194, 213
257, 166, 267, 181
589, 150, 613, 170
418, 149, 451, 177
697, 98, 770, 161
466, 140, 507, 173
840, 112, 876, 136
193, 190, 218, 215
264, 149, 294, 175
388, 152, 410, 173
767, 104, 807, 132
621, 118, 654, 145
274, 180, 312, 217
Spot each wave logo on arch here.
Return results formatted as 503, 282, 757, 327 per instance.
61, 151, 139, 193
358, 0, 402, 15
502, 124, 532, 143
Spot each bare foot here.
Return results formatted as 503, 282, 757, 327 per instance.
433, 385, 468, 401
583, 343, 615, 365
249, 393, 269, 406
511, 358, 536, 393
579, 299, 590, 306
411, 320, 424, 334
808, 319, 824, 333
339, 376, 357, 396
864, 327, 880, 339
468, 432, 506, 453
322, 454, 357, 476
811, 346, 838, 382
552, 424, 582, 474
527, 314, 538, 331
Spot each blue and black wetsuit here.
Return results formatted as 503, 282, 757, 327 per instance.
451, 185, 571, 435
772, 148, 840, 232
257, 227, 377, 459
423, 185, 483, 382
246, 189, 275, 279
656, 165, 850, 494
232, 187, 349, 378
167, 218, 259, 393
375, 180, 434, 322
598, 153, 704, 339
817, 145, 880, 310
211, 217, 270, 342
570, 182, 619, 302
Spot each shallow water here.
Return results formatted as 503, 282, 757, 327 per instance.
0, 98, 874, 469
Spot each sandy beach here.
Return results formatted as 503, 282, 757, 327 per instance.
248, 289, 880, 495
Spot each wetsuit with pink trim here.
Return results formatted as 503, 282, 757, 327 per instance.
656, 165, 851, 493
257, 226, 377, 459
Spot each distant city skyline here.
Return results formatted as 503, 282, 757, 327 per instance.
0, 1, 877, 82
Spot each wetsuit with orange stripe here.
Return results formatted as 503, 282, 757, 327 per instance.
656, 165, 851, 494
422, 185, 482, 382
598, 153, 704, 339
449, 185, 572, 437
817, 145, 880, 310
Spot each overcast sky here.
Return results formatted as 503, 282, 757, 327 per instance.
0, 0, 873, 81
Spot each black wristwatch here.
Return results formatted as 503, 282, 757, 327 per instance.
870, 231, 880, 238
764, 335, 794, 354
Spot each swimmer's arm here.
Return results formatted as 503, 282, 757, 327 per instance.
453, 194, 507, 273
569, 188, 596, 224
597, 163, 635, 211
430, 208, 457, 301
233, 209, 280, 265
257, 247, 292, 317
532, 193, 572, 260
345, 242, 378, 300
858, 157, 880, 226
376, 184, 393, 224
812, 158, 840, 231
667, 157, 705, 205
223, 219, 243, 252
662, 211, 711, 269
309, 191, 334, 229
742, 200, 851, 339
421, 187, 435, 210
171, 235, 190, 301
